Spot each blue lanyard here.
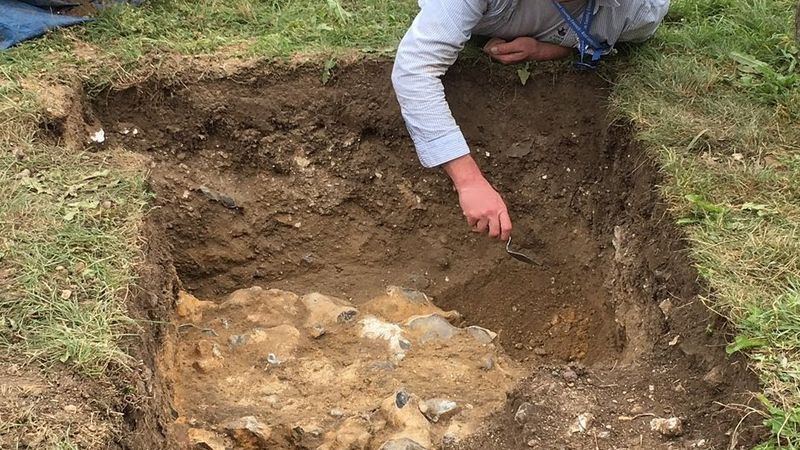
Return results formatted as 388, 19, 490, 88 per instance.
551, 0, 609, 69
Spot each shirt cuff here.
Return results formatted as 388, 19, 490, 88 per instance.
415, 129, 471, 168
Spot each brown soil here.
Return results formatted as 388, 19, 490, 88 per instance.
85, 59, 766, 449
0, 355, 119, 448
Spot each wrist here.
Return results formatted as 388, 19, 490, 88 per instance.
527, 38, 541, 61
442, 154, 487, 191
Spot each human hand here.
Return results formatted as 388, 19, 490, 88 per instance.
457, 179, 513, 239
443, 155, 512, 240
482, 37, 507, 55
483, 36, 540, 65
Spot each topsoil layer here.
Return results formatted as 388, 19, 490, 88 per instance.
85, 59, 766, 449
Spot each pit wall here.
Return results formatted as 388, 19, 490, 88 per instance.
86, 59, 762, 449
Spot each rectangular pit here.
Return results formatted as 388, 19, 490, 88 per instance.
91, 60, 762, 449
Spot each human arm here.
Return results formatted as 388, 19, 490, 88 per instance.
391, 0, 486, 168
391, 0, 512, 240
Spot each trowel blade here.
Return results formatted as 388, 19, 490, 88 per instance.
506, 237, 540, 265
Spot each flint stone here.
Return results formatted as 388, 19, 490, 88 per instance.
407, 314, 459, 343
228, 334, 248, 348
396, 390, 410, 408
569, 413, 594, 433
310, 325, 326, 339
396, 287, 430, 305
360, 316, 409, 359
650, 417, 684, 437
380, 438, 428, 450
419, 398, 458, 423
658, 298, 674, 318
338, 309, 358, 323
465, 326, 497, 344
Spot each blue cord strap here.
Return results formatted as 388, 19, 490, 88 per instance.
551, 0, 610, 70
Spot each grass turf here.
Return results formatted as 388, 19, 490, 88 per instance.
612, 0, 800, 446
0, 0, 798, 447
0, 146, 150, 374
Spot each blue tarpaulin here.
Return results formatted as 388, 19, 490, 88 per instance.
21, 1, 81, 6
0, 0, 89, 49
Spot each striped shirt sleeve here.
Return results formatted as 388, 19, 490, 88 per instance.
391, 0, 489, 168
616, 0, 669, 43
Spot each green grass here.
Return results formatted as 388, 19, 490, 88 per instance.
0, 0, 416, 86
0, 0, 799, 447
612, 0, 800, 446
52, 441, 79, 450
0, 146, 150, 374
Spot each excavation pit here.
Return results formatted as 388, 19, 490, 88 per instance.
94, 61, 763, 449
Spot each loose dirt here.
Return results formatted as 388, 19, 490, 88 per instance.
88, 60, 765, 449
0, 356, 119, 448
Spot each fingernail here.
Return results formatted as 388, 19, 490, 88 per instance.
490, 47, 499, 54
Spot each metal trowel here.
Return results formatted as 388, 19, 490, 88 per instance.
506, 236, 539, 265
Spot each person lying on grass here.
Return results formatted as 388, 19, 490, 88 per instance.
392, 0, 669, 240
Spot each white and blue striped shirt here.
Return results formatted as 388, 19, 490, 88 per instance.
392, 0, 669, 167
